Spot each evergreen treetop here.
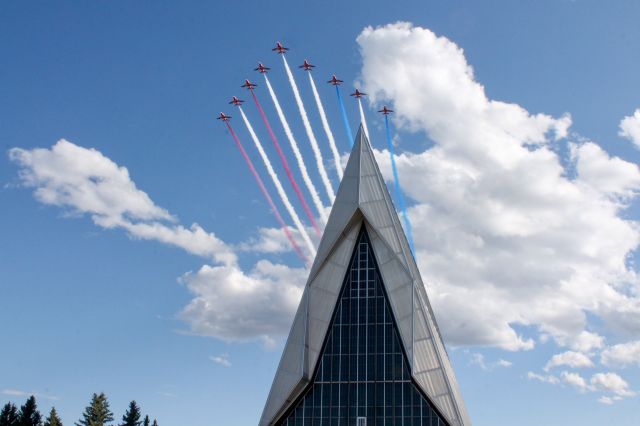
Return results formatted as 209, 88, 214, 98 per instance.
75, 393, 113, 426
150, 421, 157, 426
118, 402, 140, 426
43, 408, 62, 426
0, 403, 19, 426
17, 396, 42, 426
141, 416, 149, 426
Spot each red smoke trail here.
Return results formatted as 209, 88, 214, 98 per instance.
249, 89, 322, 238
225, 121, 309, 265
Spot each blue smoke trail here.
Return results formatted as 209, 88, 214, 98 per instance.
384, 114, 415, 254
335, 86, 354, 147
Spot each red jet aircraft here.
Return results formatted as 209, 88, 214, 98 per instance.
299, 59, 315, 71
254, 63, 270, 74
241, 79, 257, 90
229, 96, 244, 106
378, 106, 393, 115
217, 112, 231, 121
350, 89, 367, 98
272, 41, 289, 54
327, 75, 343, 86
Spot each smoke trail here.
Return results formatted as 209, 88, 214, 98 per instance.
358, 98, 370, 140
263, 75, 328, 224
225, 121, 309, 264
335, 86, 354, 148
281, 56, 335, 202
308, 73, 343, 180
384, 114, 415, 254
238, 106, 317, 256
249, 89, 322, 237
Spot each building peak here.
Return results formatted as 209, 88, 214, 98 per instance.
260, 127, 471, 426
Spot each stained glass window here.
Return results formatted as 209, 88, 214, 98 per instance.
277, 228, 449, 426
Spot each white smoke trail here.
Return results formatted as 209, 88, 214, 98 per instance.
358, 98, 370, 140
281, 56, 335, 202
263, 75, 328, 224
308, 73, 343, 180
238, 107, 316, 256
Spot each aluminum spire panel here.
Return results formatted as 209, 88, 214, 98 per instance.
260, 126, 471, 426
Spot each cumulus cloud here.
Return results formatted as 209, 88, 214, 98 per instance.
544, 351, 595, 372
358, 22, 640, 352
590, 372, 636, 397
619, 109, 640, 149
570, 142, 640, 198
561, 371, 590, 392
179, 260, 307, 343
558, 331, 605, 353
601, 340, 640, 368
9, 140, 237, 266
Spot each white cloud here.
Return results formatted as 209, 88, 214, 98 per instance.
469, 353, 512, 371
527, 371, 560, 385
210, 354, 231, 367
496, 359, 513, 368
9, 140, 172, 222
597, 395, 622, 405
561, 331, 605, 353
179, 260, 308, 342
544, 351, 595, 371
590, 372, 636, 397
601, 340, 640, 368
239, 226, 295, 254
238, 225, 316, 257
619, 108, 640, 149
357, 22, 640, 352
561, 371, 590, 392
9, 140, 237, 266
528, 370, 636, 402
570, 142, 640, 198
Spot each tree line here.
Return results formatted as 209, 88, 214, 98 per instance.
0, 393, 159, 426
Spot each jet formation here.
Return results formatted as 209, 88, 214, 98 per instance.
216, 41, 410, 263
219, 41, 387, 124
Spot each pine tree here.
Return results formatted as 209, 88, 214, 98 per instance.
150, 421, 157, 426
75, 393, 113, 426
43, 408, 62, 426
17, 396, 42, 426
141, 416, 149, 426
0, 403, 19, 426
118, 402, 140, 426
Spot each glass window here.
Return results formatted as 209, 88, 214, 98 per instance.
276, 228, 449, 426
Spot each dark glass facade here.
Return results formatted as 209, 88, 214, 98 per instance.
277, 229, 449, 426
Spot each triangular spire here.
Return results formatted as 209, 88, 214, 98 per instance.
260, 125, 471, 426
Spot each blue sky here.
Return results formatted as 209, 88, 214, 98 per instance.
2, 1, 640, 425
